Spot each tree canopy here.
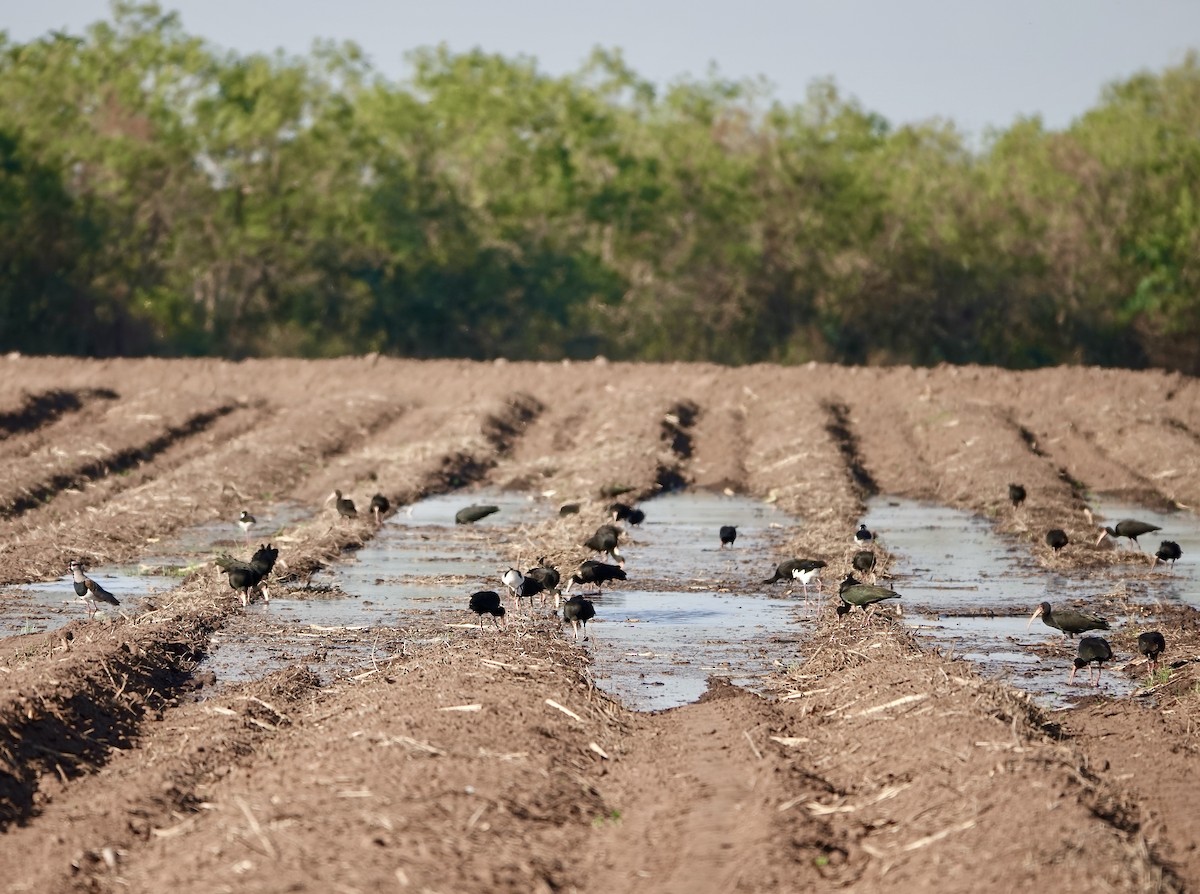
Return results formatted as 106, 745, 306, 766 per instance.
2, 2, 1198, 371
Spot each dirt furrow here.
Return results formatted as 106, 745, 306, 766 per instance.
0, 386, 117, 445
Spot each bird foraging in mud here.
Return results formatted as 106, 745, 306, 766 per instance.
369, 493, 390, 525
853, 524, 874, 547
1070, 636, 1113, 686
1027, 601, 1109, 639
719, 526, 737, 549
455, 504, 500, 525
1153, 540, 1182, 569
237, 509, 256, 544
525, 558, 562, 607
215, 543, 279, 607
1008, 483, 1026, 510
852, 550, 877, 582
611, 502, 645, 526
583, 524, 624, 565
763, 558, 827, 600
468, 590, 506, 630
836, 574, 901, 623
1138, 631, 1166, 677
68, 561, 120, 619
1096, 518, 1161, 550
562, 595, 596, 642
502, 567, 544, 611
566, 559, 627, 595
1045, 529, 1069, 554
327, 489, 357, 521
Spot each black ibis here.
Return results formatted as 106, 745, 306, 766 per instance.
502, 568, 544, 611
719, 526, 737, 549
583, 524, 623, 565
566, 560, 627, 595
836, 574, 901, 623
1138, 631, 1166, 677
525, 558, 561, 607
558, 502, 581, 516
1070, 636, 1113, 686
1096, 519, 1161, 550
852, 550, 877, 582
853, 524, 874, 547
68, 561, 120, 619
762, 559, 827, 599
237, 509, 256, 544
328, 490, 357, 521
1008, 483, 1026, 509
1045, 529, 1069, 553
369, 493, 390, 525
562, 595, 596, 642
1027, 601, 1109, 638
468, 590, 506, 629
215, 543, 279, 607
1153, 540, 1182, 569
610, 502, 636, 522
456, 504, 500, 525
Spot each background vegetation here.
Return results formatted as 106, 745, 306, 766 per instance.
2, 3, 1198, 370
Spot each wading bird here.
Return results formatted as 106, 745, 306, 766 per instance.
1138, 631, 1166, 677
1009, 483, 1026, 509
328, 490, 357, 522
468, 590, 506, 630
852, 550, 877, 582
1096, 519, 1161, 550
1070, 636, 1113, 686
1153, 540, 1182, 569
237, 509, 256, 544
763, 558, 827, 600
836, 574, 901, 623
719, 526, 737, 549
1045, 529, 1068, 553
1027, 601, 1109, 639
853, 524, 874, 547
562, 595, 596, 642
566, 559, 627, 595
369, 493, 390, 525
215, 543, 279, 607
583, 524, 623, 565
69, 560, 120, 619
525, 558, 561, 607
455, 504, 499, 525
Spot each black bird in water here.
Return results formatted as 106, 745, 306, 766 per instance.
1153, 540, 1182, 569
1138, 631, 1167, 677
69, 561, 120, 619
836, 574, 901, 623
1045, 529, 1069, 553
719, 526, 737, 549
853, 524, 874, 548
562, 595, 596, 642
852, 550, 878, 582
583, 524, 624, 565
456, 504, 500, 525
237, 509, 256, 544
1096, 518, 1161, 550
566, 560, 627, 595
525, 558, 562, 607
1027, 601, 1109, 639
215, 543, 279, 607
610, 502, 645, 525
468, 590, 506, 630
328, 490, 357, 521
369, 493, 390, 525
1070, 636, 1113, 686
1008, 483, 1027, 510
763, 558, 827, 599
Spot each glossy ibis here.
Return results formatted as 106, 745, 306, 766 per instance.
1070, 636, 1113, 686
558, 502, 581, 516
853, 524, 874, 547
566, 560, 627, 595
237, 509, 256, 544
68, 561, 120, 619
1027, 601, 1108, 638
328, 490, 357, 521
836, 574, 901, 623
719, 526, 737, 549
526, 558, 562, 607
468, 590, 506, 629
562, 595, 596, 642
1045, 529, 1068, 553
1096, 519, 1161, 550
583, 524, 623, 565
456, 504, 500, 525
1008, 483, 1026, 509
1138, 631, 1166, 677
1153, 540, 1182, 569
369, 493, 390, 525
215, 543, 279, 607
611, 502, 645, 525
852, 550, 877, 582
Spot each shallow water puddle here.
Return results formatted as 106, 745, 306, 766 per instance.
1090, 497, 1200, 605
862, 497, 1135, 707
2, 565, 180, 637
144, 501, 312, 569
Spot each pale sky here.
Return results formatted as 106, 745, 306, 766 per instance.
4, 1, 1198, 141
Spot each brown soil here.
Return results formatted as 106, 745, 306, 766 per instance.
0, 356, 1197, 893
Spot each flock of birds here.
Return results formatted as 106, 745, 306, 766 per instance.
63, 481, 1183, 689
1009, 482, 1179, 687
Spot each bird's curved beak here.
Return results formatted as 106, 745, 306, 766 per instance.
325, 492, 337, 504
1095, 530, 1111, 546
1026, 604, 1044, 631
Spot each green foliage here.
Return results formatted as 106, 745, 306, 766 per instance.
1, 4, 1199, 370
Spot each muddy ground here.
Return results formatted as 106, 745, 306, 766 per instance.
0, 356, 1197, 893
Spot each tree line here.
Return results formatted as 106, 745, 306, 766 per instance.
1, 3, 1198, 371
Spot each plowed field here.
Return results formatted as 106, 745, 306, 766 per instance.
0, 356, 1197, 893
